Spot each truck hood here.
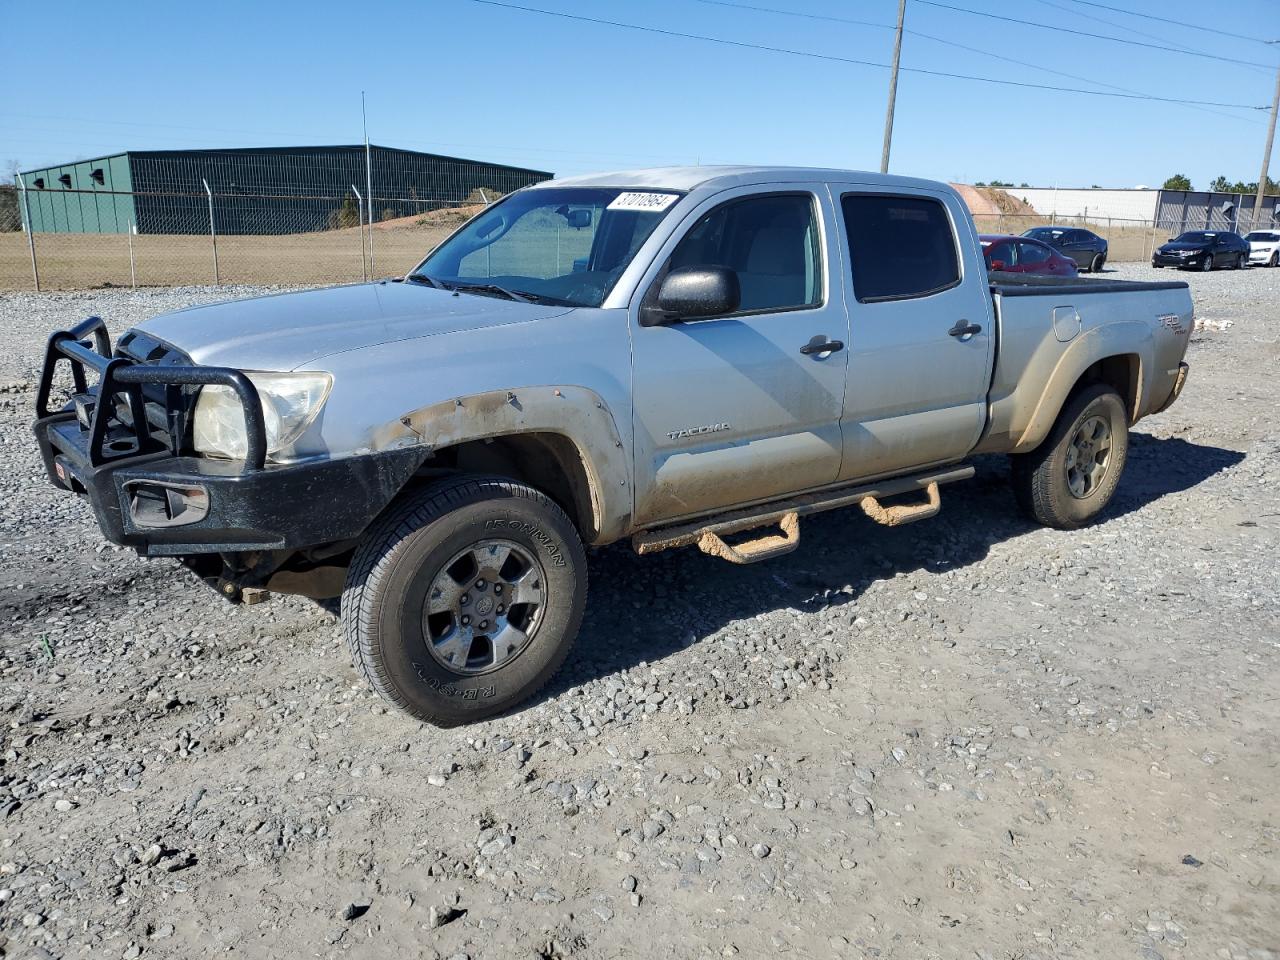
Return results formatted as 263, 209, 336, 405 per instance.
134, 281, 575, 370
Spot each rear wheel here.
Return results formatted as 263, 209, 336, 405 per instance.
1011, 384, 1129, 530
1089, 253, 1104, 273
1235, 253, 1245, 270
342, 476, 587, 726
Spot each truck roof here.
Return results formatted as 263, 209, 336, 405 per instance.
533, 165, 952, 195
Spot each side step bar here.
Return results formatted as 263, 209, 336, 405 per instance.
632, 465, 973, 563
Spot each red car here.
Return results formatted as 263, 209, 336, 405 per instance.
979, 234, 1078, 277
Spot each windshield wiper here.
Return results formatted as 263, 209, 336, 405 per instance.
449, 281, 531, 303
406, 272, 446, 289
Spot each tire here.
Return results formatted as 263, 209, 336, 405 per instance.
1235, 254, 1245, 270
1089, 254, 1104, 273
1201, 254, 1214, 272
341, 475, 587, 726
1010, 384, 1129, 530
1270, 251, 1278, 268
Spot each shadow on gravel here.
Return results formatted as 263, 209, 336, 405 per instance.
1108, 435, 1244, 520
529, 435, 1244, 707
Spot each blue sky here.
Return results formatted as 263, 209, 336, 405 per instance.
4, 0, 1278, 190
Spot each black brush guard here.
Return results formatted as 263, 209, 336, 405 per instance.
32, 316, 426, 558
35, 315, 267, 471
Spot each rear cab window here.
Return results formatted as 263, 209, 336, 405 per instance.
840, 193, 961, 302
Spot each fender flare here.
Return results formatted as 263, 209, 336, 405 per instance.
1012, 322, 1150, 452
368, 385, 632, 543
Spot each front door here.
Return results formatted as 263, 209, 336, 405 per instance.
629, 187, 849, 525
832, 186, 995, 482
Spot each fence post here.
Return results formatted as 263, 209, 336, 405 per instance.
16, 173, 41, 292
128, 221, 137, 289
202, 178, 220, 284
351, 184, 368, 282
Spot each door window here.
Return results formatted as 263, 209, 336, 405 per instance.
841, 194, 960, 302
985, 240, 1016, 268
1017, 241, 1051, 265
665, 194, 822, 314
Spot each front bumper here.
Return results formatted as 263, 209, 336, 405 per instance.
1152, 252, 1203, 267
34, 317, 425, 557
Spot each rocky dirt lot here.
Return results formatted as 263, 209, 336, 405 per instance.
1, 265, 1277, 960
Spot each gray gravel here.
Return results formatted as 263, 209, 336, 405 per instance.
2, 264, 1278, 959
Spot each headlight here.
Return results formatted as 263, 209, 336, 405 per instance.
192, 371, 332, 461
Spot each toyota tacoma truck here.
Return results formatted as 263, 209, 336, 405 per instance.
33, 167, 1193, 725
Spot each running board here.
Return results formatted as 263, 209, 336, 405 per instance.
632, 465, 973, 562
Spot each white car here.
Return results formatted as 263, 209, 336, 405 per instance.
1246, 230, 1280, 267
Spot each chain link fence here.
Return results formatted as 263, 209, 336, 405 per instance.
0, 185, 493, 291
967, 211, 1176, 264
0, 185, 1247, 292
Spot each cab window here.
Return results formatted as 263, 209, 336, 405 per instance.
666, 194, 823, 314
842, 194, 960, 302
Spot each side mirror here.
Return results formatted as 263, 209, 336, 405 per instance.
565, 208, 592, 229
642, 266, 740, 326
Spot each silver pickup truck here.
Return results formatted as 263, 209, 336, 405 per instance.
34, 166, 1192, 725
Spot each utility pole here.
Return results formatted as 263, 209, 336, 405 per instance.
1250, 63, 1279, 232
880, 0, 907, 174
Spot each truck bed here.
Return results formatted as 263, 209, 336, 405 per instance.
976, 272, 1193, 455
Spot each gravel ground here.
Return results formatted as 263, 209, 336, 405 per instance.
2, 264, 1278, 960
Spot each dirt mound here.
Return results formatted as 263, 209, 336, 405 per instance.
950, 184, 1037, 218
370, 204, 484, 232
980, 187, 1037, 217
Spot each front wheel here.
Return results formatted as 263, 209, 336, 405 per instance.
1269, 251, 1278, 267
342, 476, 587, 726
1201, 254, 1214, 272
1011, 384, 1129, 530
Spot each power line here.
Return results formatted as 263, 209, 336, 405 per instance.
1024, 0, 1273, 78
693, 0, 892, 30
915, 0, 1277, 69
690, 0, 1263, 124
464, 0, 1270, 110
1055, 0, 1280, 46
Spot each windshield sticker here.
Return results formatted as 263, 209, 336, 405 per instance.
607, 192, 679, 213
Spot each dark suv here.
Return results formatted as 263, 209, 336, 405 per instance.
1022, 226, 1108, 272
1152, 230, 1250, 271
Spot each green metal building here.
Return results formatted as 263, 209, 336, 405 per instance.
18, 146, 552, 235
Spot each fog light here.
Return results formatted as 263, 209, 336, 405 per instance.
126, 481, 209, 528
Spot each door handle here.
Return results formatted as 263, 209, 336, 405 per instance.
800, 337, 844, 356
948, 319, 982, 338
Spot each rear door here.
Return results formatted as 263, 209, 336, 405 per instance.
831, 186, 995, 481
629, 186, 849, 525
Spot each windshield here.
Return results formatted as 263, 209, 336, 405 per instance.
1023, 227, 1066, 241
1173, 232, 1215, 243
412, 187, 682, 307
1245, 232, 1279, 242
